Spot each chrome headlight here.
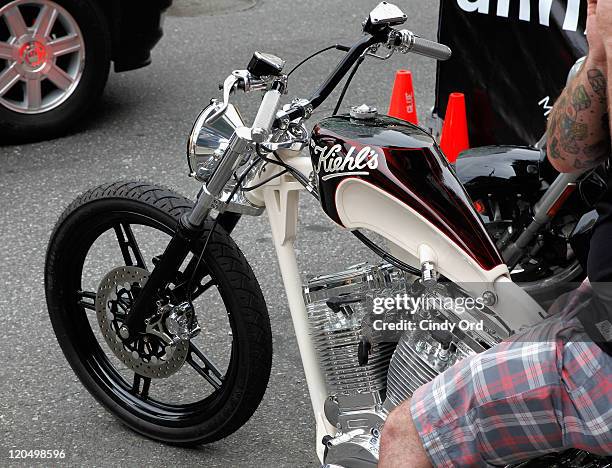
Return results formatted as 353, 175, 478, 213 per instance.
187, 102, 245, 183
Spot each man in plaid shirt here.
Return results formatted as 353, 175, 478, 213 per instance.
379, 0, 612, 466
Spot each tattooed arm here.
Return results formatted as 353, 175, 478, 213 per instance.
546, 60, 610, 173
547, 0, 611, 173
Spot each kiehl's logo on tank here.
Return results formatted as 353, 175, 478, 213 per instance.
311, 142, 380, 181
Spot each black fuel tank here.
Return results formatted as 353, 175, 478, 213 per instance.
455, 146, 544, 201
310, 115, 503, 271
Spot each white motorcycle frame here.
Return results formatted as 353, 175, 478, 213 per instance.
243, 147, 546, 463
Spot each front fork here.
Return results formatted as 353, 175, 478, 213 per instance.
124, 129, 252, 333
502, 171, 581, 269
125, 87, 284, 335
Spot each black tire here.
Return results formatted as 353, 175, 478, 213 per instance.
45, 181, 273, 444
0, 0, 111, 143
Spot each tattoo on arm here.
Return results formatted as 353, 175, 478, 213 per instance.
573, 152, 608, 170
584, 139, 611, 158
559, 114, 587, 154
572, 84, 591, 111
548, 67, 611, 170
549, 136, 564, 160
587, 69, 607, 103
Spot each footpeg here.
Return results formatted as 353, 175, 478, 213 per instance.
323, 429, 380, 467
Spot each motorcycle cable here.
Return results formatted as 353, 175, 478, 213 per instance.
185, 158, 261, 307
351, 230, 421, 276
255, 144, 318, 197
333, 54, 365, 116
241, 168, 289, 192
185, 151, 300, 305
287, 44, 351, 77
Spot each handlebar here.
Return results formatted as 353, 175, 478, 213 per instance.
206, 25, 452, 129
274, 27, 451, 126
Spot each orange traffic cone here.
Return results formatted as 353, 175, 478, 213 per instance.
439, 92, 469, 163
388, 70, 418, 124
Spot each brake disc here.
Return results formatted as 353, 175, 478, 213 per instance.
95, 266, 189, 379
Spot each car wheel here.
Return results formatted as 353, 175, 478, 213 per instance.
0, 0, 110, 143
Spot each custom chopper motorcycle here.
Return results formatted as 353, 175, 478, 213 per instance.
45, 3, 610, 467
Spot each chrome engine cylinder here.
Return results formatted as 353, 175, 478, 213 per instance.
303, 263, 405, 398
385, 286, 500, 409
386, 330, 443, 407
307, 263, 505, 467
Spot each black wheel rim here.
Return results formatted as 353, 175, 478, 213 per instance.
57, 206, 240, 426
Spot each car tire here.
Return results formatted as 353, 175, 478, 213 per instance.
0, 0, 110, 143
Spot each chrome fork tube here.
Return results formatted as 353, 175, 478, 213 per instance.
503, 171, 581, 268
126, 84, 285, 333
187, 127, 252, 228
253, 88, 282, 128
187, 86, 284, 228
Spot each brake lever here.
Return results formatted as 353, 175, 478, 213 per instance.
207, 74, 240, 124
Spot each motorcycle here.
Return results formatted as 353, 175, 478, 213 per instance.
457, 142, 606, 304
44, 3, 610, 467
454, 57, 609, 306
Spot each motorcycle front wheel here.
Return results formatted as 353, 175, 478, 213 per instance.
45, 181, 272, 445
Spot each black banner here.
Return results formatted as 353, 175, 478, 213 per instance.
436, 0, 588, 147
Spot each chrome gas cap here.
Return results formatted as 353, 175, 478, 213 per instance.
350, 104, 378, 120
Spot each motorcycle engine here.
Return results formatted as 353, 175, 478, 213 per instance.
306, 263, 611, 468
305, 262, 503, 467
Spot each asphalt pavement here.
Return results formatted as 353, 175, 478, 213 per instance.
0, 1, 439, 466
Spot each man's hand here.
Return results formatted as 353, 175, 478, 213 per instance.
588, 0, 608, 67
595, 0, 612, 53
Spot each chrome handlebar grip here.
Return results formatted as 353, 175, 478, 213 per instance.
411, 34, 452, 61
397, 29, 452, 61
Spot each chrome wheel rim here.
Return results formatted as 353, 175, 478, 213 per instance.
0, 0, 85, 114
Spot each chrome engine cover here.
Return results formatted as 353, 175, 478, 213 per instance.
385, 326, 475, 407
306, 263, 509, 467
384, 283, 505, 409
304, 263, 406, 397
304, 263, 406, 430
